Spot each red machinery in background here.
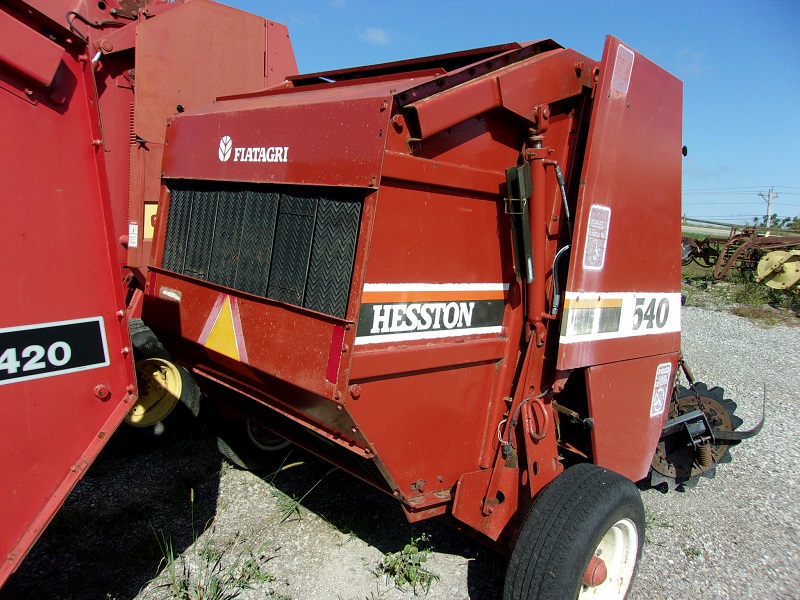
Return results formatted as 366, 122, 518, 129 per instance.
0, 0, 297, 586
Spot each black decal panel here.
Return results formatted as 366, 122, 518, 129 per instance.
0, 318, 109, 385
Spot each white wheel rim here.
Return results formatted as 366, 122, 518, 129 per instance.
246, 419, 290, 452
578, 518, 638, 599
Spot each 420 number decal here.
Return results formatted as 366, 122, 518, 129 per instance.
0, 342, 72, 374
632, 297, 670, 330
0, 317, 109, 385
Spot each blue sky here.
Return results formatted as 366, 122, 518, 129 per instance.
228, 0, 799, 225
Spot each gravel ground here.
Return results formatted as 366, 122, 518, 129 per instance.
2, 306, 797, 599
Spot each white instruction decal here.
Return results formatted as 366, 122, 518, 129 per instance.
128, 221, 139, 249
650, 362, 672, 418
582, 204, 611, 271
611, 44, 635, 95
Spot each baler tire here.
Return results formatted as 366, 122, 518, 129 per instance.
504, 463, 644, 600
216, 418, 291, 471
124, 319, 202, 437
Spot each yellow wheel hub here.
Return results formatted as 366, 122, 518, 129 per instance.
757, 250, 800, 291
126, 357, 183, 427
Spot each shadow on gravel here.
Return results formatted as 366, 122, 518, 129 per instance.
0, 428, 223, 600
252, 447, 506, 600
1, 428, 505, 600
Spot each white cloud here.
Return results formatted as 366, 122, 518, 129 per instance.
358, 27, 391, 46
675, 48, 712, 78
287, 11, 321, 27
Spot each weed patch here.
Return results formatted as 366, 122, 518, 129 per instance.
376, 533, 439, 594
150, 489, 279, 599
152, 528, 275, 600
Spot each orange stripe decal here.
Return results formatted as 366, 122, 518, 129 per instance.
361, 289, 505, 303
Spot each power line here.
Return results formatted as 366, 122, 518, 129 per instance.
683, 186, 800, 192
682, 201, 800, 206
684, 186, 766, 191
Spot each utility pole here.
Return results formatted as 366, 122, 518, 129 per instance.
758, 187, 778, 228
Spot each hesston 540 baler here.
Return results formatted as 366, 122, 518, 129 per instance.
2, 1, 761, 597
142, 31, 761, 600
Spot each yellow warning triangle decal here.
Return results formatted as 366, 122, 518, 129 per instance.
204, 296, 241, 361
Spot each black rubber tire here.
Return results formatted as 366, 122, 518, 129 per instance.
504, 463, 645, 600
216, 417, 291, 471
124, 319, 201, 437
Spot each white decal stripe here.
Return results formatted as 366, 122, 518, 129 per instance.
363, 283, 509, 292
355, 326, 502, 345
563, 291, 672, 301
0, 316, 106, 337
560, 292, 681, 344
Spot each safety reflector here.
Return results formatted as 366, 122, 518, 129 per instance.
199, 295, 248, 363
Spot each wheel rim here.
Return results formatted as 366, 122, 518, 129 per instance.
578, 518, 638, 599
125, 358, 182, 427
246, 419, 290, 452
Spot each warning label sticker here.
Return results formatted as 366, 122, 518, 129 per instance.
611, 44, 635, 95
128, 221, 139, 249
650, 362, 673, 418
583, 204, 611, 271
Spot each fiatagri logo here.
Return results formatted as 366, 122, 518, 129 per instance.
217, 136, 288, 163
218, 136, 232, 161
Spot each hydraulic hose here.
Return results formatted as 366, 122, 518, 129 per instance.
551, 245, 571, 315
552, 163, 573, 239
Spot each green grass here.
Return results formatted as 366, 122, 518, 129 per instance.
644, 508, 673, 529
153, 529, 275, 600
683, 546, 703, 559
681, 259, 799, 324
150, 489, 278, 599
260, 451, 337, 524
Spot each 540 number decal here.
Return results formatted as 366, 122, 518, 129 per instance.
632, 297, 670, 330
0, 317, 109, 385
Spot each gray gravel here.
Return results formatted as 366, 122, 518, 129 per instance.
2, 306, 797, 599
631, 308, 800, 600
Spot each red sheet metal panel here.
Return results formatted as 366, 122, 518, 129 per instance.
14, 0, 89, 36
0, 9, 64, 87
406, 48, 591, 139
585, 355, 677, 481
344, 171, 518, 503
0, 43, 135, 585
162, 90, 394, 188
557, 36, 683, 370
144, 271, 345, 400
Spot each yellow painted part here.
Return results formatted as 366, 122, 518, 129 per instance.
757, 250, 800, 290
564, 298, 624, 309
126, 357, 182, 427
143, 203, 158, 239
205, 296, 241, 361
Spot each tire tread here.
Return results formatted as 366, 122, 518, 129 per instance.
504, 463, 644, 600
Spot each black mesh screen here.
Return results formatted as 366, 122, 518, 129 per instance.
161, 182, 362, 319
